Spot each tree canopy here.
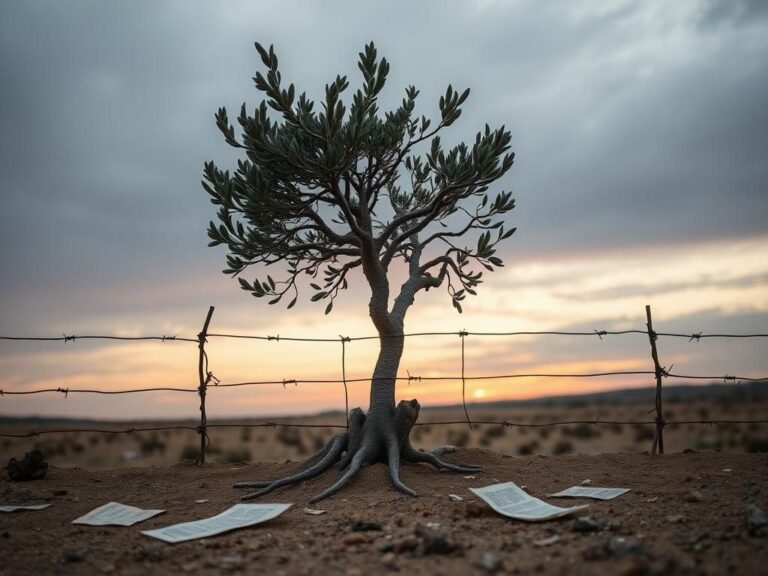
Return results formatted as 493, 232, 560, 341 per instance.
203, 42, 516, 322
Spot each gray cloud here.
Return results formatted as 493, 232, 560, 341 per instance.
1, 0, 767, 335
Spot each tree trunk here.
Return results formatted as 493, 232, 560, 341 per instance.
368, 328, 404, 417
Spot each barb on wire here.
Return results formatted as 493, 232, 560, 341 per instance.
594, 330, 606, 340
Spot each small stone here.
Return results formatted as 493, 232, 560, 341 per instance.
101, 564, 116, 573
607, 537, 644, 557
303, 508, 326, 515
52, 489, 68, 496
425, 522, 441, 530
722, 468, 732, 473
377, 540, 394, 553
464, 501, 486, 518
572, 516, 601, 533
342, 533, 369, 546
181, 562, 200, 572
533, 534, 561, 547
416, 525, 462, 555
60, 548, 85, 563
666, 514, 685, 524
431, 445, 457, 456
219, 555, 244, 571
380, 552, 399, 570
682, 448, 697, 454
746, 504, 767, 536
449, 494, 463, 502
481, 552, 503, 573
350, 521, 383, 532
580, 479, 592, 486
462, 475, 477, 480
685, 490, 704, 503
195, 499, 208, 504
393, 536, 419, 553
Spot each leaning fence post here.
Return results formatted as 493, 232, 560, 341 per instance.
645, 305, 665, 455
197, 306, 215, 465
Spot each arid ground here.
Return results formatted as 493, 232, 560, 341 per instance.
1, 391, 767, 575
1, 450, 767, 575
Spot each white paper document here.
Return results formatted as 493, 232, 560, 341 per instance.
72, 502, 165, 526
142, 503, 292, 543
0, 504, 52, 513
549, 486, 630, 500
469, 482, 588, 521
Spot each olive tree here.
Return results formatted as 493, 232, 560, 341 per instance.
204, 42, 516, 502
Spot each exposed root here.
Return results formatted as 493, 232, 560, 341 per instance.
232, 399, 482, 503
237, 432, 347, 500
402, 444, 483, 473
308, 444, 370, 503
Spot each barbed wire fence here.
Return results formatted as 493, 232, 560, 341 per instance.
1, 305, 767, 464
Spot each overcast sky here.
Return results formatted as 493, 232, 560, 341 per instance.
1, 0, 767, 419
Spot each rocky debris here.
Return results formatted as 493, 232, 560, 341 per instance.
392, 536, 420, 553
463, 501, 487, 518
135, 541, 166, 562
583, 537, 644, 561
415, 525, 463, 555
572, 516, 602, 533
349, 521, 382, 532
380, 552, 399, 571
215, 555, 244, 572
481, 551, 503, 573
580, 479, 592, 486
533, 534, 561, 547
684, 489, 704, 503
60, 548, 85, 563
448, 494, 464, 502
342, 533, 369, 546
746, 504, 767, 537
6, 450, 48, 481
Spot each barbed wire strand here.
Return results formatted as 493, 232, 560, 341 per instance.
2, 370, 766, 397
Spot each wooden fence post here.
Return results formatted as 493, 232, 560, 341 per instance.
197, 306, 215, 465
645, 305, 665, 455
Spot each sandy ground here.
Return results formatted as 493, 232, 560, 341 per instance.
0, 449, 766, 575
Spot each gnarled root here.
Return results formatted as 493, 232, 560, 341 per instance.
233, 399, 482, 503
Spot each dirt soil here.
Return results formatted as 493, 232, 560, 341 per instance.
1, 449, 766, 576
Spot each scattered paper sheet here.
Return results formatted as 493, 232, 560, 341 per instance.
469, 482, 588, 521
72, 502, 165, 526
0, 504, 52, 513
142, 503, 292, 544
549, 486, 630, 501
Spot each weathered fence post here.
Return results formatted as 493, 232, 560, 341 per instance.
197, 306, 215, 465
645, 305, 665, 455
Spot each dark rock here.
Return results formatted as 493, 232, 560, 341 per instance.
608, 537, 644, 557
746, 504, 767, 537
350, 521, 383, 532
582, 537, 644, 561
415, 525, 462, 555
135, 541, 166, 561
464, 501, 487, 518
60, 548, 85, 563
572, 516, 602, 533
684, 489, 704, 503
52, 489, 68, 497
6, 450, 48, 481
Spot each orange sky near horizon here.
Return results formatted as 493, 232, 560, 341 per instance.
2, 235, 767, 421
